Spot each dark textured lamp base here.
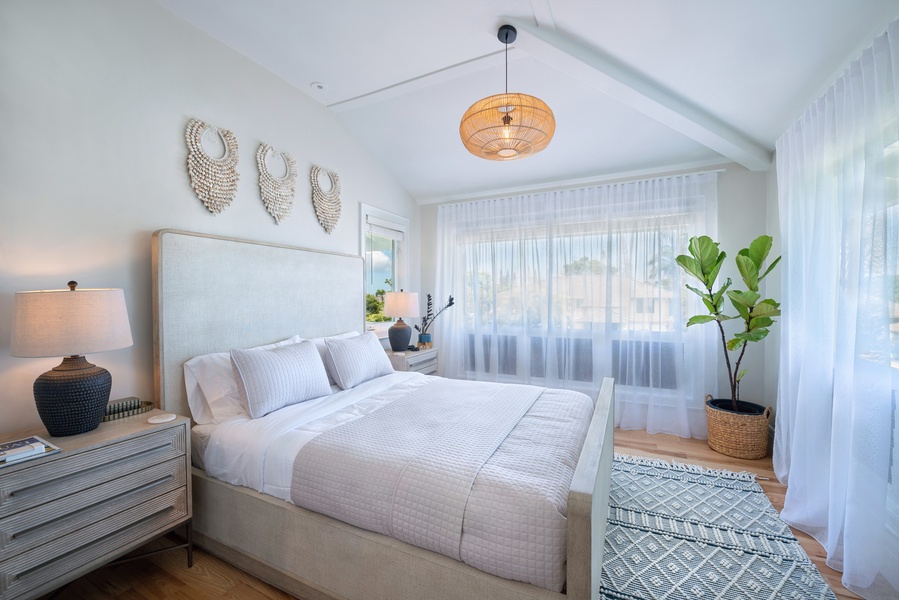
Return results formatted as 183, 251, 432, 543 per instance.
34, 356, 112, 437
387, 318, 413, 352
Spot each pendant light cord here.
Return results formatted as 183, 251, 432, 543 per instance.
504, 41, 508, 95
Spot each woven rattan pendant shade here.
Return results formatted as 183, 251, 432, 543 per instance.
460, 93, 555, 160
459, 25, 555, 161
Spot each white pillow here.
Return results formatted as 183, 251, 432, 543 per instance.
325, 332, 394, 390
183, 334, 302, 424
310, 331, 359, 385
231, 340, 331, 419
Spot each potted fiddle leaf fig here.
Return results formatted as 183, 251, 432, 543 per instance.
676, 234, 781, 459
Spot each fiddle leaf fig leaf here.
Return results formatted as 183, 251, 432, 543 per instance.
751, 300, 781, 318
706, 252, 727, 287
735, 329, 769, 342
749, 316, 773, 330
745, 235, 773, 268
687, 315, 717, 327
712, 278, 732, 306
736, 254, 760, 291
685, 283, 709, 301
689, 236, 722, 276
759, 255, 782, 283
727, 290, 760, 308
736, 369, 748, 382
702, 297, 715, 313
727, 338, 745, 351
676, 255, 705, 284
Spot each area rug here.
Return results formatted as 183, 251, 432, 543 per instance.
600, 455, 836, 600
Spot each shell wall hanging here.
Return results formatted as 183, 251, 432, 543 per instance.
185, 118, 240, 214
310, 165, 341, 234
256, 143, 297, 224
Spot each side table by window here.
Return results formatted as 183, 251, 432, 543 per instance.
386, 347, 438, 375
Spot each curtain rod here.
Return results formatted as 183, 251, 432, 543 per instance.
425, 165, 727, 207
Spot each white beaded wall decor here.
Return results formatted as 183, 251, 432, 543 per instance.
256, 143, 297, 224
310, 165, 341, 234
185, 118, 239, 214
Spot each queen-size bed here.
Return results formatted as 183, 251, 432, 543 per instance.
152, 229, 614, 600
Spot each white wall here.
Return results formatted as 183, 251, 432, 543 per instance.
0, 0, 419, 434
418, 163, 775, 416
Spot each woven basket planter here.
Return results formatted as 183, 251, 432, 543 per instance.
705, 396, 771, 459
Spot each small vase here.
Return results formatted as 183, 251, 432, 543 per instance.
417, 333, 432, 349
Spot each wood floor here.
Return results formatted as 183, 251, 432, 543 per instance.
41, 429, 857, 600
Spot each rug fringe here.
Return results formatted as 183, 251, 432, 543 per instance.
614, 452, 757, 481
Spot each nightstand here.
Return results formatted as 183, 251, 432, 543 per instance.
387, 347, 438, 375
0, 410, 191, 600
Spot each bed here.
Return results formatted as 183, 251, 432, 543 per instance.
152, 229, 614, 600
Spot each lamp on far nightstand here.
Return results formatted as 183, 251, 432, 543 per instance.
10, 281, 133, 436
382, 290, 419, 352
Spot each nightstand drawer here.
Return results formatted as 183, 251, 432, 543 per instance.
0, 457, 186, 561
0, 426, 185, 519
387, 348, 438, 374
0, 487, 188, 599
408, 356, 438, 374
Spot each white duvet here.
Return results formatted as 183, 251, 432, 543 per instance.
198, 372, 594, 591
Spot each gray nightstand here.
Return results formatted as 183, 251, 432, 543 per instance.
386, 347, 438, 375
0, 410, 191, 600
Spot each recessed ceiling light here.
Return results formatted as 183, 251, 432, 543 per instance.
309, 82, 328, 91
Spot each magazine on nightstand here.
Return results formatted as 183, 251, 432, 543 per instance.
0, 435, 61, 467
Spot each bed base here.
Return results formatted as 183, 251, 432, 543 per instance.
190, 379, 614, 600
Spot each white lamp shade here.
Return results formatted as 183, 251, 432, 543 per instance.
382, 291, 420, 318
10, 288, 134, 358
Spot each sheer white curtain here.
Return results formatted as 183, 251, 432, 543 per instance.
774, 18, 899, 600
434, 173, 719, 438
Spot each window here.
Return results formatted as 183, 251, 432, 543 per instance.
361, 204, 409, 329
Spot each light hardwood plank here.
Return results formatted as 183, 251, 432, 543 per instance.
42, 429, 857, 600
38, 535, 296, 600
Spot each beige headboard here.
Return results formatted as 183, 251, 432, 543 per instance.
152, 229, 364, 419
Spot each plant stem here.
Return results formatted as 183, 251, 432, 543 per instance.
707, 283, 737, 408
716, 318, 737, 406
731, 330, 749, 411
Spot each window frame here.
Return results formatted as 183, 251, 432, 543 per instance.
360, 204, 410, 336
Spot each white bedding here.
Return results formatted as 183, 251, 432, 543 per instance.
197, 372, 594, 591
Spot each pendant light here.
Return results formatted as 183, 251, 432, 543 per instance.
460, 25, 555, 161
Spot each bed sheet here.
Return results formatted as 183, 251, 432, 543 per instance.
201, 372, 424, 498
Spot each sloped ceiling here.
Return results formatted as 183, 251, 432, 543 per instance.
157, 0, 899, 203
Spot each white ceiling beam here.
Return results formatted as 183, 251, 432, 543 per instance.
328, 49, 524, 113
504, 19, 772, 171
530, 0, 557, 31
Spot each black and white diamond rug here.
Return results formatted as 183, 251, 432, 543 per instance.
600, 455, 836, 600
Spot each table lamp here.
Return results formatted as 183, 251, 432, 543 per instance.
382, 291, 419, 352
10, 281, 133, 436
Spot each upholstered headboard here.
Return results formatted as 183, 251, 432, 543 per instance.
152, 229, 364, 419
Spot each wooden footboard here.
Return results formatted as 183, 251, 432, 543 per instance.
566, 377, 615, 600
192, 469, 564, 600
